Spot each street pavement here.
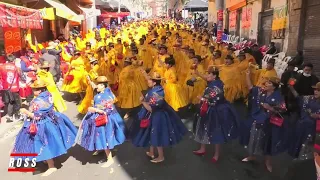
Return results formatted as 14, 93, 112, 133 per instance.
0, 93, 295, 180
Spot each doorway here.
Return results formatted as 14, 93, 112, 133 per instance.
258, 10, 273, 46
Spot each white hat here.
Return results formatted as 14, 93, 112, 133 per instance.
47, 41, 57, 49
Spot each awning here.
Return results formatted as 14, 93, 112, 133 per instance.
95, 0, 129, 10
79, 7, 101, 19
226, 0, 246, 11
100, 11, 130, 18
44, 0, 84, 22
184, 0, 208, 11
0, 2, 43, 29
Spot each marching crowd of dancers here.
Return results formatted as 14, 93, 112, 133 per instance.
2, 20, 320, 177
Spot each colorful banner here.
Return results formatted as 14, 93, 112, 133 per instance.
229, 11, 237, 29
217, 10, 223, 43
3, 27, 22, 54
0, 3, 43, 29
241, 8, 252, 29
272, 5, 287, 39
100, 12, 130, 18
39, 8, 55, 20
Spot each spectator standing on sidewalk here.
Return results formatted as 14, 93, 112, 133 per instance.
47, 41, 62, 81
294, 63, 319, 96
0, 54, 21, 122
39, 49, 59, 83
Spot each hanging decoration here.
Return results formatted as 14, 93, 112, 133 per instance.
100, 12, 130, 18
229, 11, 237, 29
272, 5, 288, 39
3, 27, 22, 54
0, 2, 43, 29
216, 9, 223, 43
241, 7, 252, 29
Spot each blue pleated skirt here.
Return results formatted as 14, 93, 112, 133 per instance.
76, 111, 126, 151
194, 102, 239, 144
12, 114, 77, 162
288, 120, 315, 160
239, 116, 289, 156
132, 104, 188, 147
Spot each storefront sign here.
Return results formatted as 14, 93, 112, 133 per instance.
0, 3, 43, 29
272, 5, 287, 39
79, 7, 101, 19
217, 10, 223, 43
85, 9, 101, 19
229, 11, 237, 29
3, 27, 22, 54
241, 8, 252, 29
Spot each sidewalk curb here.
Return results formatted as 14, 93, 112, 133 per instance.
0, 120, 22, 140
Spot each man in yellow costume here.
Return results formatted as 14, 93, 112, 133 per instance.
78, 57, 99, 114
254, 58, 278, 87
62, 51, 88, 102
117, 58, 142, 109
152, 45, 170, 77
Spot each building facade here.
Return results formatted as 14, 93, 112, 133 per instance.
207, 0, 320, 75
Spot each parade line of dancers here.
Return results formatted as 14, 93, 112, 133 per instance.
7, 21, 320, 177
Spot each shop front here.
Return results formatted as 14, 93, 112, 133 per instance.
98, 11, 130, 26
0, 2, 43, 54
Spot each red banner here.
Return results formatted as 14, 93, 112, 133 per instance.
100, 12, 130, 18
3, 27, 22, 54
229, 11, 237, 29
0, 3, 43, 29
217, 10, 223, 43
242, 8, 252, 29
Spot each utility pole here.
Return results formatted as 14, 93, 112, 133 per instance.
216, 0, 224, 43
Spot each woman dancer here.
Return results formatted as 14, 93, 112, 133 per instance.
76, 76, 126, 168
131, 72, 188, 163
37, 62, 67, 112
62, 50, 87, 101
193, 68, 239, 162
78, 57, 99, 114
12, 79, 77, 176
163, 56, 189, 111
288, 82, 320, 160
240, 69, 287, 172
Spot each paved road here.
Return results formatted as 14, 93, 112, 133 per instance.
0, 94, 294, 180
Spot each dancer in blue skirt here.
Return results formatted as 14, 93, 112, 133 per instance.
287, 82, 320, 160
192, 68, 239, 163
76, 76, 126, 168
12, 79, 77, 176
239, 69, 287, 172
132, 72, 188, 163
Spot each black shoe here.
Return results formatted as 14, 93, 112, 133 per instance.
6, 117, 13, 123
14, 113, 23, 121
